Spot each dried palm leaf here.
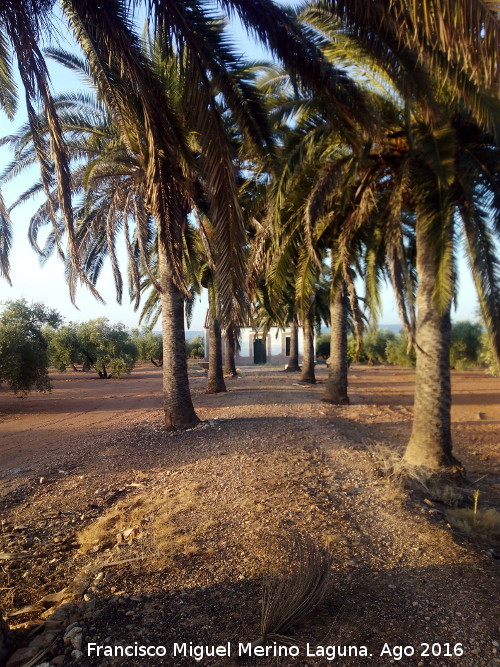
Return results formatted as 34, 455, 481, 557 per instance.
254, 533, 332, 647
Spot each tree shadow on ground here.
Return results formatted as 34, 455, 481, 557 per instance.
6, 557, 498, 667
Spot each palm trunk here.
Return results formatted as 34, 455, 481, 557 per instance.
158, 237, 199, 429
300, 317, 316, 383
286, 318, 300, 371
224, 326, 238, 378
403, 220, 459, 470
207, 313, 227, 393
322, 281, 349, 404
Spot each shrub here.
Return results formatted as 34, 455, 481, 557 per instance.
316, 333, 330, 360
363, 328, 396, 364
479, 332, 500, 377
347, 328, 397, 364
450, 321, 483, 369
385, 331, 416, 367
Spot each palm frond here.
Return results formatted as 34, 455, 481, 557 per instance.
0, 191, 12, 284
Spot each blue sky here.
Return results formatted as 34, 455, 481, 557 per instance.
0, 8, 479, 330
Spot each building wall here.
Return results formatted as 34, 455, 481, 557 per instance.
205, 325, 311, 366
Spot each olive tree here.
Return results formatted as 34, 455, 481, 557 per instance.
50, 318, 137, 378
132, 328, 163, 367
0, 299, 61, 394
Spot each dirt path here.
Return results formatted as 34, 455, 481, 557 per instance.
0, 366, 499, 667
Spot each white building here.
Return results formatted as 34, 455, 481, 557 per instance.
204, 313, 310, 365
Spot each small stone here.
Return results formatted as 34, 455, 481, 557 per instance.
493, 641, 499, 648
122, 528, 134, 539
71, 650, 84, 660
64, 622, 80, 634
39, 477, 45, 484
64, 626, 82, 645
71, 633, 83, 651
52, 655, 65, 666
125, 610, 135, 617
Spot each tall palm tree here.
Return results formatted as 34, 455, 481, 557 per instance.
266, 7, 500, 470
2, 33, 268, 426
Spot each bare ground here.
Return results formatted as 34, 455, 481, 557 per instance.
0, 364, 499, 667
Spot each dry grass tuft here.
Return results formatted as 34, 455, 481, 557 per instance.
369, 443, 431, 485
369, 444, 405, 481
369, 444, 468, 507
426, 480, 466, 507
257, 533, 332, 643
446, 506, 500, 546
77, 483, 201, 559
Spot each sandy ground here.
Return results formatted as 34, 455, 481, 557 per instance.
0, 364, 499, 667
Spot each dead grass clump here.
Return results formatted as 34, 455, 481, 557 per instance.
369, 444, 468, 507
77, 482, 200, 558
369, 444, 404, 481
446, 506, 500, 546
369, 443, 430, 488
256, 533, 332, 645
426, 480, 465, 507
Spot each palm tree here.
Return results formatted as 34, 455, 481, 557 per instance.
2, 29, 272, 426
265, 7, 500, 470
306, 5, 500, 470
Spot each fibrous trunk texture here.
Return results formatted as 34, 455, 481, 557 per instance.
158, 237, 199, 429
404, 220, 459, 471
207, 315, 227, 393
224, 327, 238, 377
322, 282, 349, 404
286, 318, 300, 371
300, 317, 316, 383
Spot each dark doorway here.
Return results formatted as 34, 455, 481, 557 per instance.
285, 336, 291, 356
253, 338, 267, 364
